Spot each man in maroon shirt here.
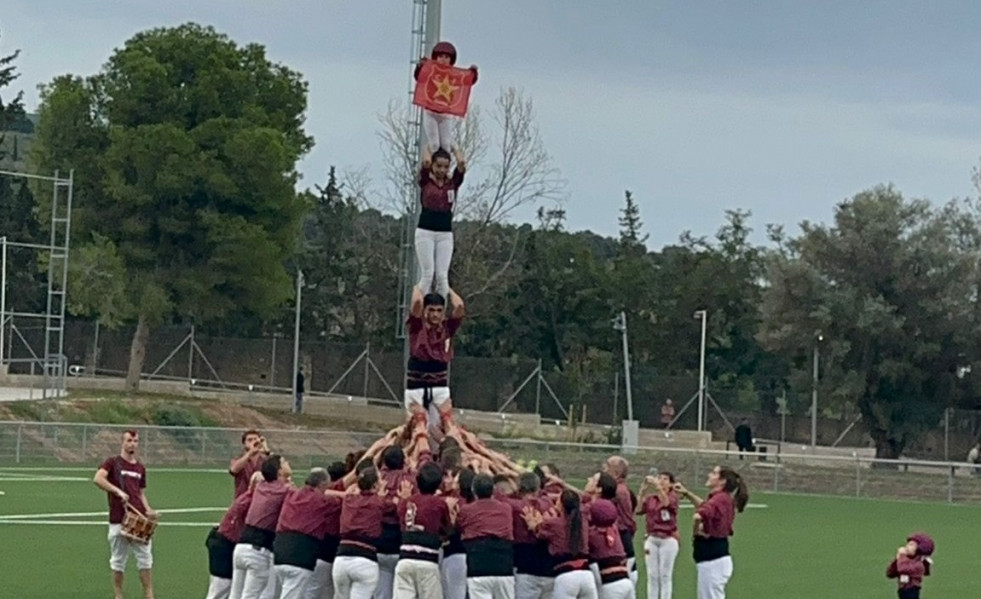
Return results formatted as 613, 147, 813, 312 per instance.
378, 445, 417, 599
93, 429, 157, 599
230, 454, 293, 599
456, 473, 514, 599
230, 429, 269, 498
404, 284, 465, 438
393, 462, 451, 599
603, 455, 638, 585
272, 468, 340, 599
505, 472, 555, 599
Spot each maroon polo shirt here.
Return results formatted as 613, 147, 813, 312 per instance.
397, 493, 450, 563
537, 514, 588, 558
642, 492, 679, 537
408, 316, 462, 364
887, 555, 929, 591
340, 491, 391, 542
244, 480, 292, 532
217, 491, 253, 543
457, 498, 514, 541
504, 495, 551, 545
418, 167, 465, 232
100, 456, 147, 524
697, 490, 735, 538
588, 525, 625, 562
231, 454, 267, 498
381, 468, 417, 526
613, 482, 636, 534
276, 486, 338, 540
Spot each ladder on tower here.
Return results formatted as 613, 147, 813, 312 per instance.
395, 0, 430, 341
43, 170, 73, 399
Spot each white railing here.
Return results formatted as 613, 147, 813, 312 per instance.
0, 421, 979, 504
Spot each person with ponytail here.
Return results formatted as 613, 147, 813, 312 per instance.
674, 466, 749, 599
523, 489, 597, 599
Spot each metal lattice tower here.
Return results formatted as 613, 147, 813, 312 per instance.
43, 170, 73, 398
396, 0, 442, 353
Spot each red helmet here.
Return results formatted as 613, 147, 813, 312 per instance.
908, 533, 935, 556
430, 41, 457, 65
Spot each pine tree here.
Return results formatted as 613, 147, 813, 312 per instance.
617, 190, 648, 252
0, 31, 25, 160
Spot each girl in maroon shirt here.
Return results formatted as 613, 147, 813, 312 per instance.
886, 532, 934, 599
638, 472, 679, 599
415, 145, 466, 300
675, 466, 749, 599
587, 499, 631, 599
524, 489, 597, 599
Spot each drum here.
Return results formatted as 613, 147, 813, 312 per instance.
120, 503, 157, 544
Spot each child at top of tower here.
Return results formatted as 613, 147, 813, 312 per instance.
414, 41, 479, 154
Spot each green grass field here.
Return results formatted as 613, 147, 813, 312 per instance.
0, 467, 977, 598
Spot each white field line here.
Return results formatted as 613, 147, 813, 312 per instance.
0, 468, 229, 474
0, 507, 226, 520
0, 476, 91, 482
0, 520, 214, 527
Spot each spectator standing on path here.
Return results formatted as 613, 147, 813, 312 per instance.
660, 400, 675, 429
968, 441, 981, 476
295, 367, 305, 413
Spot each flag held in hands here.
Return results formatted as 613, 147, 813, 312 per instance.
413, 61, 476, 117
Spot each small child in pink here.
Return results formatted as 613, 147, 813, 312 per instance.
886, 532, 934, 599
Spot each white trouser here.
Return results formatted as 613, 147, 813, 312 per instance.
108, 523, 153, 572
230, 545, 274, 599
374, 554, 399, 599
303, 559, 334, 599
644, 536, 679, 599
600, 579, 633, 599
276, 564, 314, 599
695, 556, 733, 599
333, 556, 380, 599
626, 558, 636, 587
467, 576, 515, 599
206, 576, 232, 599
415, 228, 454, 299
393, 559, 443, 599
422, 110, 454, 153
515, 573, 554, 599
551, 570, 597, 599
440, 553, 467, 599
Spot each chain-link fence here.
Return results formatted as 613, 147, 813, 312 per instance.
4, 320, 979, 461
1, 421, 979, 504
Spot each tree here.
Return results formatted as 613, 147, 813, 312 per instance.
758, 186, 977, 458
0, 30, 25, 161
32, 23, 312, 390
0, 179, 44, 313
617, 190, 648, 251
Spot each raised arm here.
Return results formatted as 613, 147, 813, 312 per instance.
410, 284, 425, 318
422, 145, 433, 170
447, 288, 465, 320
451, 147, 466, 173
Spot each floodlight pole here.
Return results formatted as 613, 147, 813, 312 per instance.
811, 333, 823, 447
0, 236, 6, 375
694, 310, 707, 432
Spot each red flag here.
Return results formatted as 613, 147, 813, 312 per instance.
412, 62, 476, 118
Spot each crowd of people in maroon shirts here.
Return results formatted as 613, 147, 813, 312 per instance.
199, 419, 754, 599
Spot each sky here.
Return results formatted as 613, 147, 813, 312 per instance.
3, 0, 981, 248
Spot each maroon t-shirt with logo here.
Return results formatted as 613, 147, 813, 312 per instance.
100, 456, 147, 524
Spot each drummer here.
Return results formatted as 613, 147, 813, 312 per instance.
94, 429, 158, 599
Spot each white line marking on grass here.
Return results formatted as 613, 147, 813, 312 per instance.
0, 476, 90, 482
677, 503, 769, 509
0, 507, 226, 520
0, 520, 214, 527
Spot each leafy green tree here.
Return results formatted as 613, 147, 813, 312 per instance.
0, 179, 44, 313
759, 186, 977, 457
0, 30, 25, 161
32, 23, 312, 389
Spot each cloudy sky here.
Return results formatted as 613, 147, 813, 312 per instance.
4, 1, 980, 247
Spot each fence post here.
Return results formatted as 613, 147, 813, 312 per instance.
854, 455, 861, 497
772, 460, 779, 493
81, 424, 88, 459
947, 466, 954, 504
15, 423, 22, 463
201, 431, 207, 463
